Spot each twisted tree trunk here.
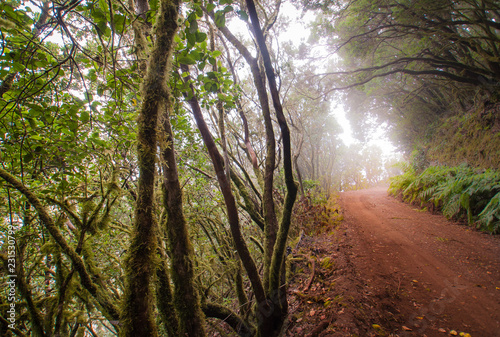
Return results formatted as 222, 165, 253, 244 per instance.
119, 0, 181, 335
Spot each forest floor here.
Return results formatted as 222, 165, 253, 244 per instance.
284, 185, 500, 337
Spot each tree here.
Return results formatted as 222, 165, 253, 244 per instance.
303, 0, 500, 152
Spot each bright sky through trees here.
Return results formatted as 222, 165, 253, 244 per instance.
275, 2, 399, 159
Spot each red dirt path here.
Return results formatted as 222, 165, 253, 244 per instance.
286, 185, 500, 337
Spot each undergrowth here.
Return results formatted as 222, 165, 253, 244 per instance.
389, 164, 500, 234
292, 193, 343, 236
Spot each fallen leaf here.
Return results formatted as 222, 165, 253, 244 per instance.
449, 330, 458, 335
309, 309, 316, 316
439, 328, 447, 333
402, 326, 412, 331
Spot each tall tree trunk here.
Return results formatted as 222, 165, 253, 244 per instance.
208, 14, 277, 289
246, 0, 298, 335
159, 98, 206, 336
120, 0, 180, 335
180, 64, 266, 307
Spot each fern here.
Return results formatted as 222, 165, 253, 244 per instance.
389, 164, 500, 234
389, 164, 416, 197
477, 192, 500, 233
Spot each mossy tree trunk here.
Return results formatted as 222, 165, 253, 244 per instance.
159, 98, 206, 336
119, 0, 181, 335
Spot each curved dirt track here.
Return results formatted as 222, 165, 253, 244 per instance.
341, 185, 500, 337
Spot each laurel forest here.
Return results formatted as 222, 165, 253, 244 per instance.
1, 0, 499, 336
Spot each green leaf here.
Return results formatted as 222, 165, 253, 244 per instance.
12, 62, 25, 72
27, 118, 37, 129
206, 3, 215, 12
214, 11, 226, 28
186, 31, 196, 46
189, 50, 202, 61
237, 10, 248, 21
195, 5, 203, 18
23, 152, 33, 163
189, 19, 198, 34
99, 0, 109, 15
178, 55, 196, 65
31, 134, 43, 141
197, 61, 206, 71
113, 14, 126, 32
80, 111, 90, 122
150, 0, 159, 11
196, 32, 207, 43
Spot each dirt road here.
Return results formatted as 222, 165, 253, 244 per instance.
341, 185, 500, 336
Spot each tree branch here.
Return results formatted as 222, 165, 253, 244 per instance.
0, 168, 120, 323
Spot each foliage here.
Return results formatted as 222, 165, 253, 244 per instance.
292, 193, 343, 236
305, 0, 500, 155
0, 0, 335, 335
389, 164, 500, 233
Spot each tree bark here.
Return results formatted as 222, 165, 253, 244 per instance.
120, 0, 180, 335
246, 0, 298, 335
206, 9, 278, 289
158, 98, 206, 336
180, 64, 266, 306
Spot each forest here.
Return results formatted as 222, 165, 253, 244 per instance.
0, 0, 499, 336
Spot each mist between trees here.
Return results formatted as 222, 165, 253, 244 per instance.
0, 0, 498, 335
